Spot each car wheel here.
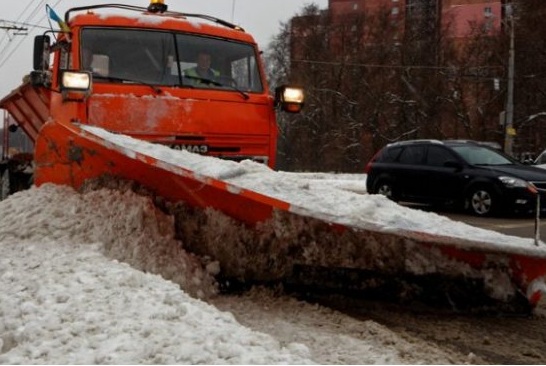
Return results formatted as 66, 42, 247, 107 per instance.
374, 180, 397, 201
467, 186, 496, 216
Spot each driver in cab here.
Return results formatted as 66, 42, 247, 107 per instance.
183, 51, 220, 86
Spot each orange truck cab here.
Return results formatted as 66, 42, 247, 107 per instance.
26, 1, 303, 169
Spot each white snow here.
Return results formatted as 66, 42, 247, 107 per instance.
94, 10, 206, 29
1, 183, 472, 364
91, 9, 246, 36
83, 125, 546, 254
1, 125, 544, 364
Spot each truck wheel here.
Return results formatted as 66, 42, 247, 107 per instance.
0, 169, 10, 201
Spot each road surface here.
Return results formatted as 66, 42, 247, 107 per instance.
317, 203, 546, 364
404, 202, 546, 241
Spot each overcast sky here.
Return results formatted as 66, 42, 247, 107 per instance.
0, 0, 327, 99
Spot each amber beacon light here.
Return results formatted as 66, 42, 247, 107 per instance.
148, 0, 167, 13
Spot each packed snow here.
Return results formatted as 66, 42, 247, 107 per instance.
1, 126, 544, 364
84, 125, 546, 253
1, 184, 476, 364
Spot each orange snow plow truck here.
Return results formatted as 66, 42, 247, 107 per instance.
2, 0, 546, 314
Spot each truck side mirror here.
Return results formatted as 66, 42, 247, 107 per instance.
33, 35, 51, 71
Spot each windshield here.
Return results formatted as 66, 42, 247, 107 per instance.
80, 28, 263, 93
451, 145, 515, 166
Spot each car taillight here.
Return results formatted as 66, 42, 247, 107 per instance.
364, 161, 372, 174
364, 150, 382, 174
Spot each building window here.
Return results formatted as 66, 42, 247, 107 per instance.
392, 7, 399, 15
483, 19, 493, 32
484, 7, 492, 18
353, 3, 358, 10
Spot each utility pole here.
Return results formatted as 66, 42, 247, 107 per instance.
504, 4, 515, 156
2, 111, 8, 161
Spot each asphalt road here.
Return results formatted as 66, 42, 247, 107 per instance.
407, 203, 546, 241
444, 211, 546, 240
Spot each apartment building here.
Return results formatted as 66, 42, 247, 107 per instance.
328, 0, 503, 37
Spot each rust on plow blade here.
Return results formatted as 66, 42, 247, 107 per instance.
34, 120, 546, 313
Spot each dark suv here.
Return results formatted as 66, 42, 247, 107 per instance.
365, 139, 546, 216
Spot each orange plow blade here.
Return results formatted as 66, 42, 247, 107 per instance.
34, 120, 546, 313
0, 82, 50, 144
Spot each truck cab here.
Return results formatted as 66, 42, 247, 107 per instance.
31, 2, 303, 168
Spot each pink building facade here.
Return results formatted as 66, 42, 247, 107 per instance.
442, 0, 502, 37
328, 0, 503, 38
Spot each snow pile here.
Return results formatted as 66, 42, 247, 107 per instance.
0, 185, 315, 364
0, 183, 216, 299
212, 287, 474, 365
0, 240, 313, 364
85, 125, 542, 253
0, 183, 478, 364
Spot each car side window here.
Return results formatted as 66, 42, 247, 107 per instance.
426, 146, 456, 166
398, 146, 425, 164
380, 146, 402, 162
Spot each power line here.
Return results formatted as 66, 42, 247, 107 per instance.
0, 22, 28, 50
291, 58, 503, 71
0, 25, 27, 32
22, 0, 48, 26
0, 0, 45, 62
0, 1, 34, 46
0, 19, 49, 30
15, 1, 36, 23
0, 0, 46, 50
0, 0, 62, 71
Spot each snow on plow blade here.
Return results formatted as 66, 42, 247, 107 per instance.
34, 120, 546, 313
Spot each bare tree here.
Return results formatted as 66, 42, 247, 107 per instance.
267, 2, 546, 171
510, 0, 546, 156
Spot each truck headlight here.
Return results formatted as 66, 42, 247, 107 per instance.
61, 71, 91, 91
275, 85, 304, 113
282, 87, 304, 104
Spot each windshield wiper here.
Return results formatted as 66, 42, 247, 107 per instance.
183, 75, 249, 100
221, 82, 250, 100
93, 74, 163, 94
